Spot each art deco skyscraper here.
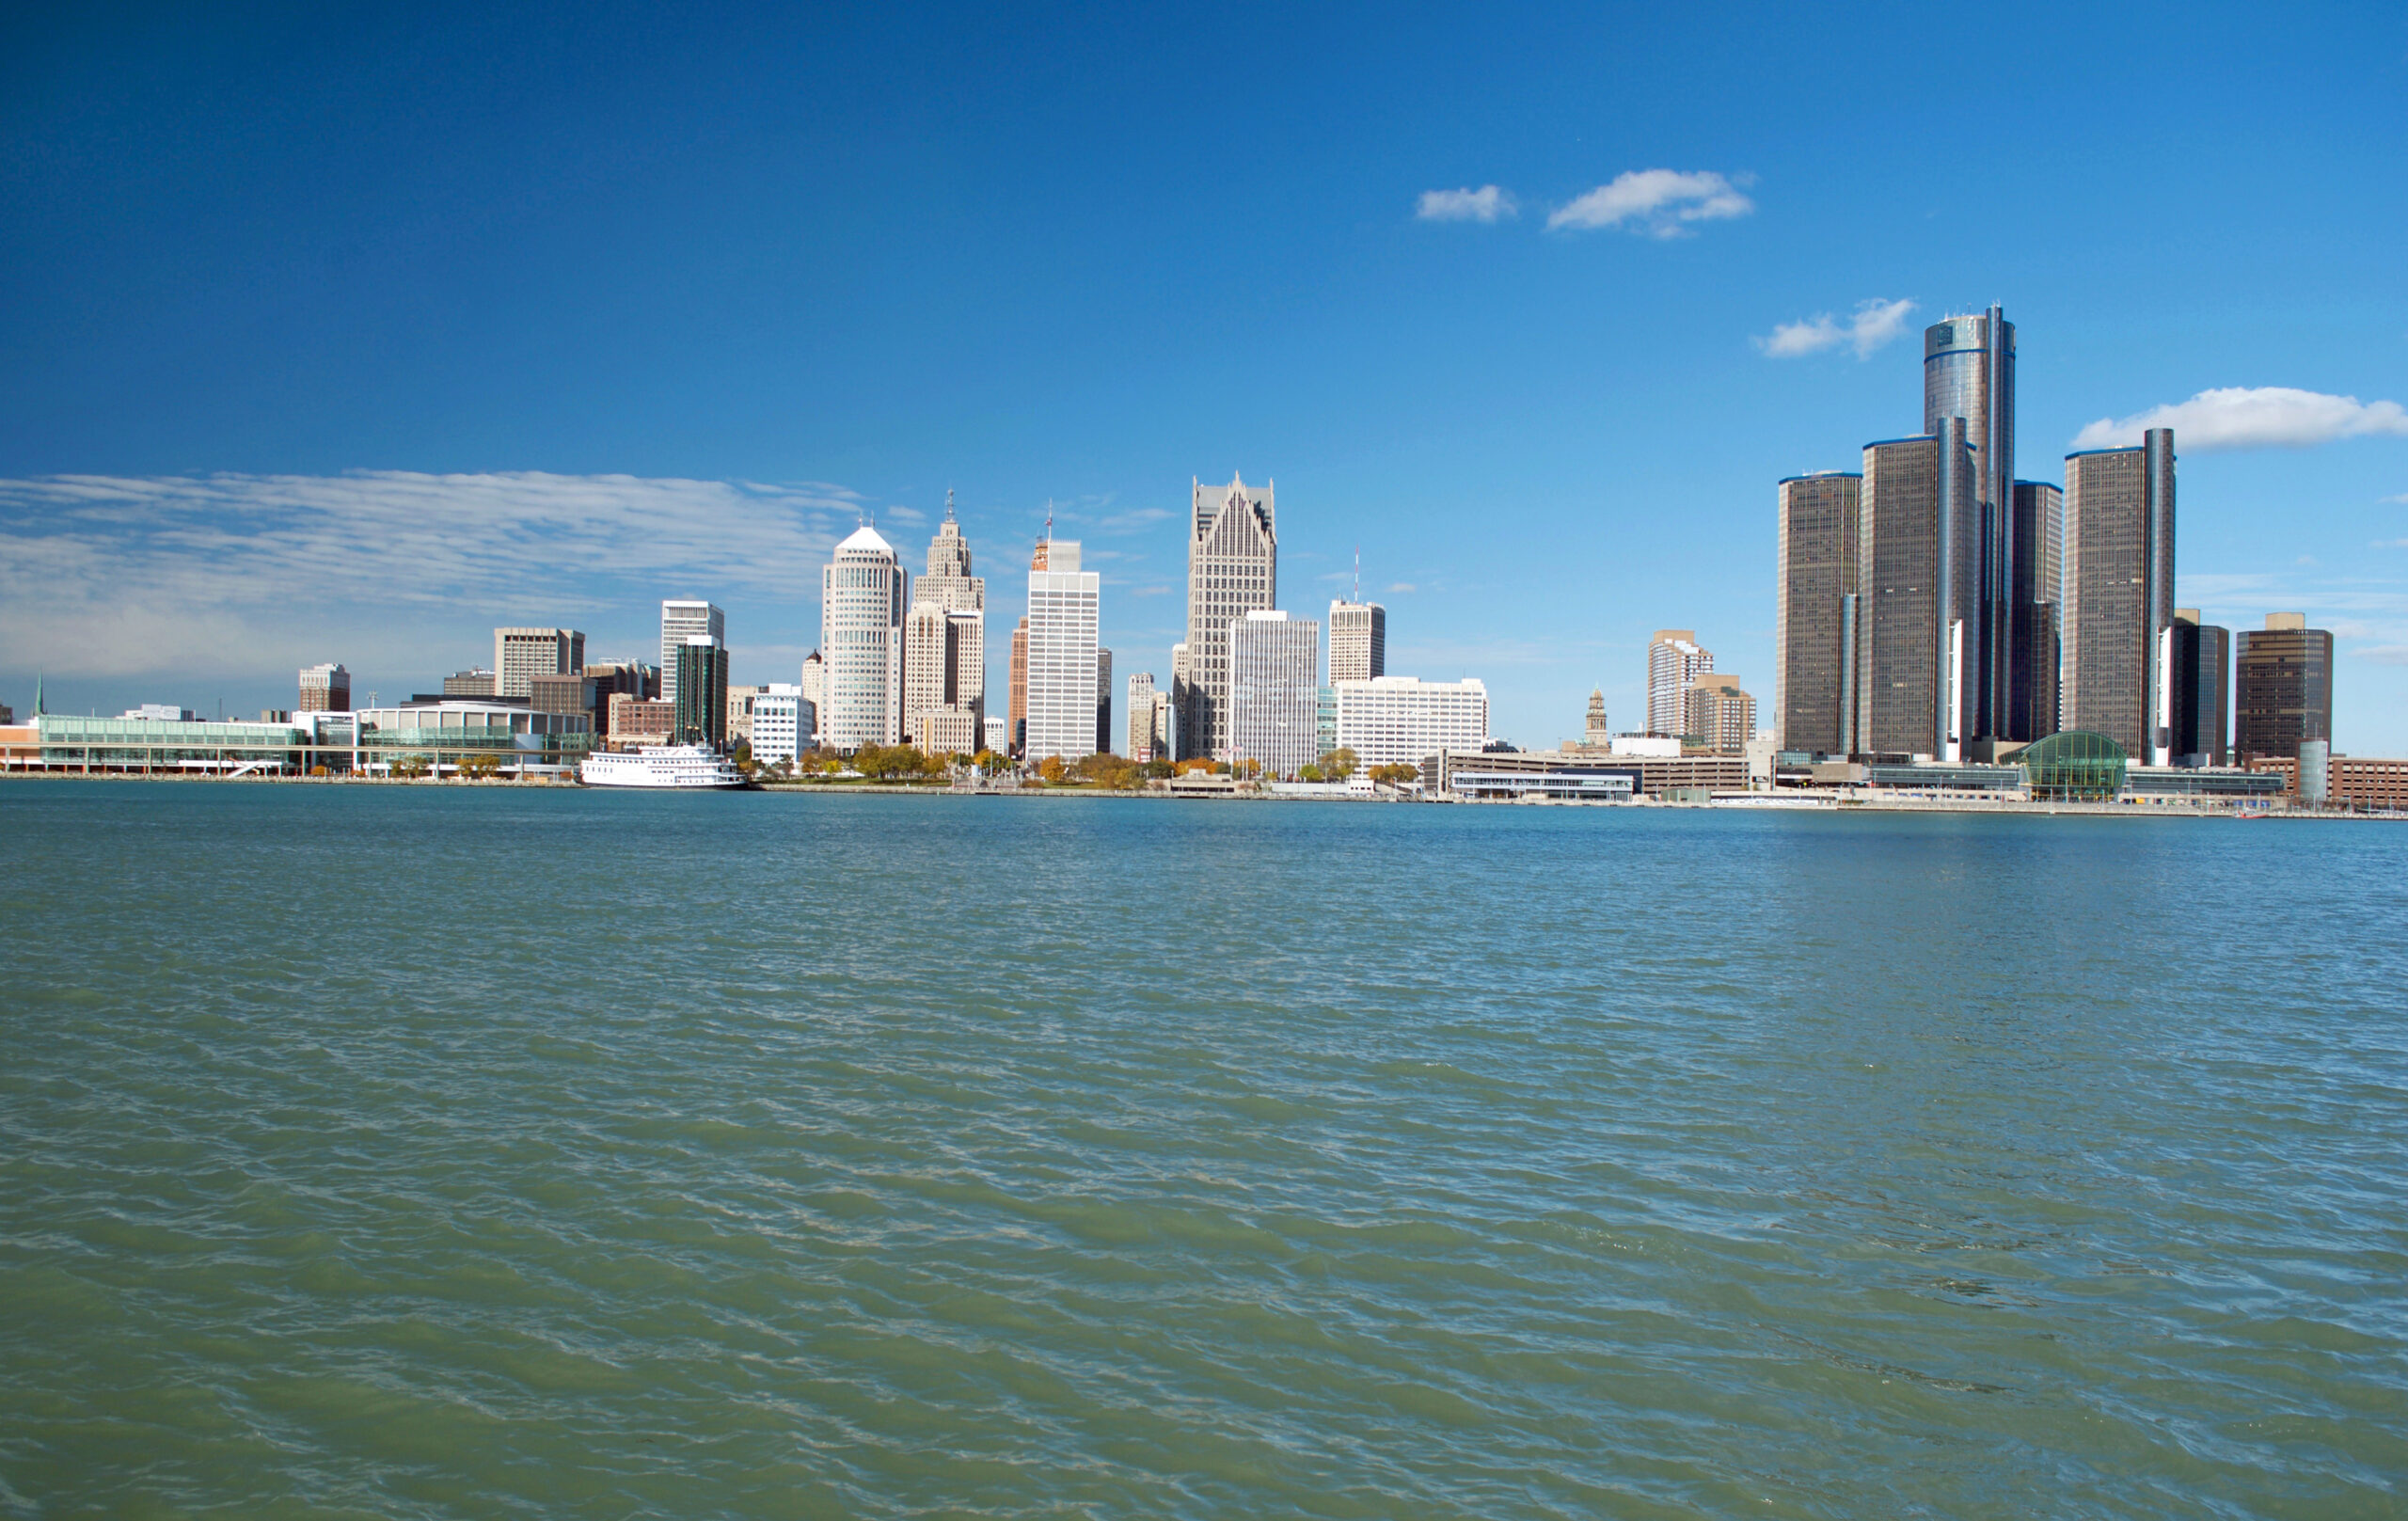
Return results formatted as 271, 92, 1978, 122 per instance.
819, 526, 908, 751
1924, 308, 2017, 739
1183, 474, 1276, 760
1856, 423, 1977, 759
904, 497, 987, 752
1645, 631, 1712, 736
1774, 472, 1861, 754
2062, 430, 2175, 762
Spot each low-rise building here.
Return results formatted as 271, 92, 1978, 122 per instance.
750, 684, 815, 765
1334, 676, 1488, 770
1433, 745, 1742, 799
607, 694, 674, 748
2250, 752, 2408, 809
354, 699, 592, 774
7, 713, 308, 775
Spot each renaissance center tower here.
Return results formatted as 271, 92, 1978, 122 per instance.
1922, 306, 2020, 742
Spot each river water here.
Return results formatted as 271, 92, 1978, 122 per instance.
2, 782, 2402, 1517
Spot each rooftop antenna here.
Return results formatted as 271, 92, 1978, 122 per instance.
944, 486, 957, 523
1353, 547, 1360, 604
1045, 499, 1054, 541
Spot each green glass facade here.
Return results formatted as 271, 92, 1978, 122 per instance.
2021, 730, 2127, 800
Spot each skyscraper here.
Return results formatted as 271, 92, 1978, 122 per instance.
798, 651, 824, 745
2014, 481, 2066, 737
673, 639, 729, 749
1925, 308, 2017, 740
1228, 611, 1321, 777
659, 601, 724, 709
1857, 424, 1978, 759
905, 497, 987, 751
494, 627, 583, 697
1683, 673, 1756, 754
2062, 430, 2176, 762
1646, 631, 1712, 737
819, 526, 908, 752
1327, 599, 1386, 683
1183, 474, 1276, 760
1095, 647, 1113, 754
297, 662, 350, 713
1774, 473, 1861, 754
2171, 609, 2230, 768
1167, 642, 1191, 762
1126, 672, 1158, 761
1024, 539, 1100, 763
1007, 618, 1029, 756
2234, 612, 2333, 763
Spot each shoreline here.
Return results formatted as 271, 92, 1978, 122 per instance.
5, 769, 2401, 820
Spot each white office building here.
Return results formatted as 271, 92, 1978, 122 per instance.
659, 601, 725, 709
983, 714, 1008, 756
820, 527, 909, 752
1334, 675, 1489, 769
750, 683, 814, 765
1228, 610, 1321, 777
1023, 538, 1100, 762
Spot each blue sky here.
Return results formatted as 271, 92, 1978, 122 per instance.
4, 4, 2405, 749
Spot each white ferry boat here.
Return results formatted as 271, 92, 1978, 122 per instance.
578, 745, 752, 790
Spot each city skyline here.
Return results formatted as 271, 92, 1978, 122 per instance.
3, 8, 2404, 750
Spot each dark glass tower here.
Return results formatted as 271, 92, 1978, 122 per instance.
1924, 308, 2019, 740
673, 639, 729, 750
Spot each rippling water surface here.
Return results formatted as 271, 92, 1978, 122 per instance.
3, 782, 2404, 1517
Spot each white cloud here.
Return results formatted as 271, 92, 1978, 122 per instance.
2071, 387, 2408, 452
1758, 298, 1917, 359
1386, 582, 1418, 594
0, 470, 858, 682
2384, 493, 2408, 505
1546, 169, 1753, 236
1416, 185, 1515, 223
2360, 644, 2408, 666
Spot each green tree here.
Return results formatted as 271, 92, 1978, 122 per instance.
1319, 747, 1357, 780
1370, 762, 1420, 787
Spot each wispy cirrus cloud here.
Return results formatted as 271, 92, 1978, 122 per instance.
1546, 169, 1753, 236
1416, 185, 1515, 223
0, 470, 862, 683
2072, 387, 2408, 452
1758, 298, 1917, 359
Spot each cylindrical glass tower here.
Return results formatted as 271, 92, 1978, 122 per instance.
1924, 307, 2017, 740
